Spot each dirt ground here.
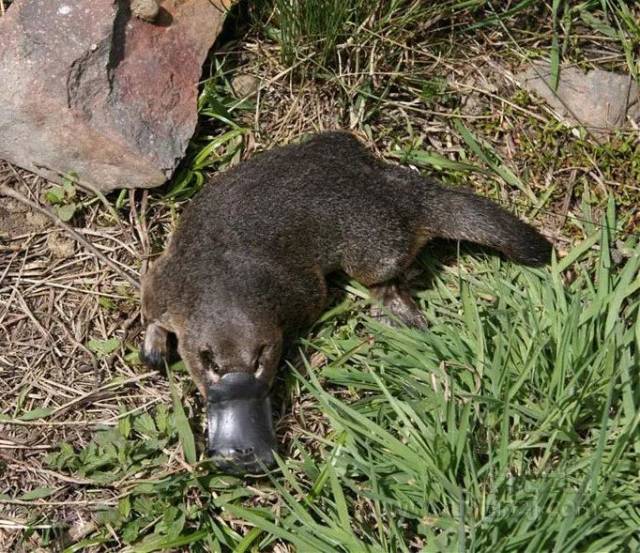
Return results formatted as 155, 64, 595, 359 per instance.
0, 164, 159, 545
1, 4, 639, 550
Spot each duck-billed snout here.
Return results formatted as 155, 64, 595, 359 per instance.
206, 372, 276, 475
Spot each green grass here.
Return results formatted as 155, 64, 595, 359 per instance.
12, 1, 640, 550
254, 0, 640, 76
164, 58, 252, 201
35, 200, 639, 552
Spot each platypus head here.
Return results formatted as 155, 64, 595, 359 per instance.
180, 305, 283, 475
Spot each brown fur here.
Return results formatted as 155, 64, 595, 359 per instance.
140, 131, 552, 396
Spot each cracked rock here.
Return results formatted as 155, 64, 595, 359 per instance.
0, 0, 231, 192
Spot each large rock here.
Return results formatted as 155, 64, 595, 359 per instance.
0, 0, 231, 192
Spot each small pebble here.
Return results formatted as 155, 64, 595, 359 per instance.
231, 74, 260, 99
131, 0, 160, 22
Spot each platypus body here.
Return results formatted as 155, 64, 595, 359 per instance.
141, 131, 552, 474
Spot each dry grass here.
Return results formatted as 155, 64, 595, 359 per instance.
1, 0, 639, 551
0, 165, 168, 549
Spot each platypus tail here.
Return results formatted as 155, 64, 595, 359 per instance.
421, 183, 552, 266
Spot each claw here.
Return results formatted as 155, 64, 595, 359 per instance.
140, 346, 165, 369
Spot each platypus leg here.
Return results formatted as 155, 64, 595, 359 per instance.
141, 321, 169, 368
341, 239, 428, 329
369, 280, 427, 329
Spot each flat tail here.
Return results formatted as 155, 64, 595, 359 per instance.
421, 184, 552, 266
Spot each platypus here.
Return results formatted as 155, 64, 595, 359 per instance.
140, 131, 552, 474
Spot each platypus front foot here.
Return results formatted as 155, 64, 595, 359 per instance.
140, 321, 169, 368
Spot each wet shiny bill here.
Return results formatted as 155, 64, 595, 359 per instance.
206, 372, 276, 475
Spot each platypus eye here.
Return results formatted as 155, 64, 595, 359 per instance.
253, 345, 266, 371
200, 350, 221, 385
200, 350, 216, 370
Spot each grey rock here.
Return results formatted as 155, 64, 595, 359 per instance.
0, 0, 231, 192
516, 62, 640, 138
